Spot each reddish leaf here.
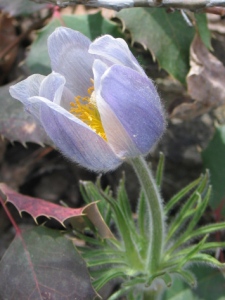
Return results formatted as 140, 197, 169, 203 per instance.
0, 226, 99, 300
0, 183, 114, 238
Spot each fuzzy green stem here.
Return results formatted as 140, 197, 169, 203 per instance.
129, 156, 165, 273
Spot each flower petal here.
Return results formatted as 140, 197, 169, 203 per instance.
10, 72, 73, 112
99, 65, 165, 156
89, 35, 146, 75
39, 71, 74, 111
48, 27, 94, 97
93, 60, 137, 158
92, 59, 108, 92
26, 96, 122, 172
39, 72, 65, 102
9, 74, 45, 105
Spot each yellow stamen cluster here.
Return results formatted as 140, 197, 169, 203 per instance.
70, 84, 107, 141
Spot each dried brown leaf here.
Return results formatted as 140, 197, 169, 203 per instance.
171, 34, 225, 120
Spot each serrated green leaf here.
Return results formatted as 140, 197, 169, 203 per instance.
26, 12, 123, 75
117, 8, 210, 84
26, 19, 60, 75
202, 125, 225, 216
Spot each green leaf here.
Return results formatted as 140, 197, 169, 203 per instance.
173, 269, 197, 288
79, 179, 113, 227
26, 12, 123, 75
185, 222, 225, 242
156, 152, 165, 188
189, 253, 225, 268
93, 267, 126, 291
26, 19, 59, 75
195, 14, 211, 50
0, 226, 98, 300
63, 12, 123, 40
116, 175, 139, 244
184, 185, 211, 235
137, 189, 147, 238
164, 176, 202, 214
162, 265, 225, 300
202, 125, 225, 216
166, 172, 209, 242
117, 8, 210, 84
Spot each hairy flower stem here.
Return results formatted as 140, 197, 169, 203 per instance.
129, 156, 165, 273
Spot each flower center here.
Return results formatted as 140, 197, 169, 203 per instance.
70, 82, 107, 141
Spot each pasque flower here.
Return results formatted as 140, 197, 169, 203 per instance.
10, 27, 165, 172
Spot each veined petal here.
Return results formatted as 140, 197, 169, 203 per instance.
9, 74, 45, 105
9, 72, 73, 112
89, 35, 146, 76
99, 65, 165, 156
38, 71, 74, 111
26, 97, 122, 172
92, 59, 108, 92
39, 72, 65, 103
97, 97, 139, 158
93, 59, 138, 157
48, 27, 94, 97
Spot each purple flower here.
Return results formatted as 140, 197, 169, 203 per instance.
10, 27, 165, 172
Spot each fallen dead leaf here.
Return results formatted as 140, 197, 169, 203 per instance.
207, 13, 225, 34
0, 13, 18, 84
170, 34, 225, 120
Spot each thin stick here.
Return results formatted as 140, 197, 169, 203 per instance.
33, 0, 225, 12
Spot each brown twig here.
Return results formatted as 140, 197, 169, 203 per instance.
204, 6, 225, 16
0, 193, 21, 235
0, 10, 53, 61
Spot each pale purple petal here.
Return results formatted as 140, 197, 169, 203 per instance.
26, 97, 122, 172
89, 35, 146, 76
94, 61, 139, 158
92, 59, 108, 92
39, 72, 74, 111
60, 86, 75, 111
48, 27, 94, 97
99, 65, 165, 156
10, 72, 73, 112
97, 97, 139, 158
39, 72, 65, 103
9, 74, 45, 105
